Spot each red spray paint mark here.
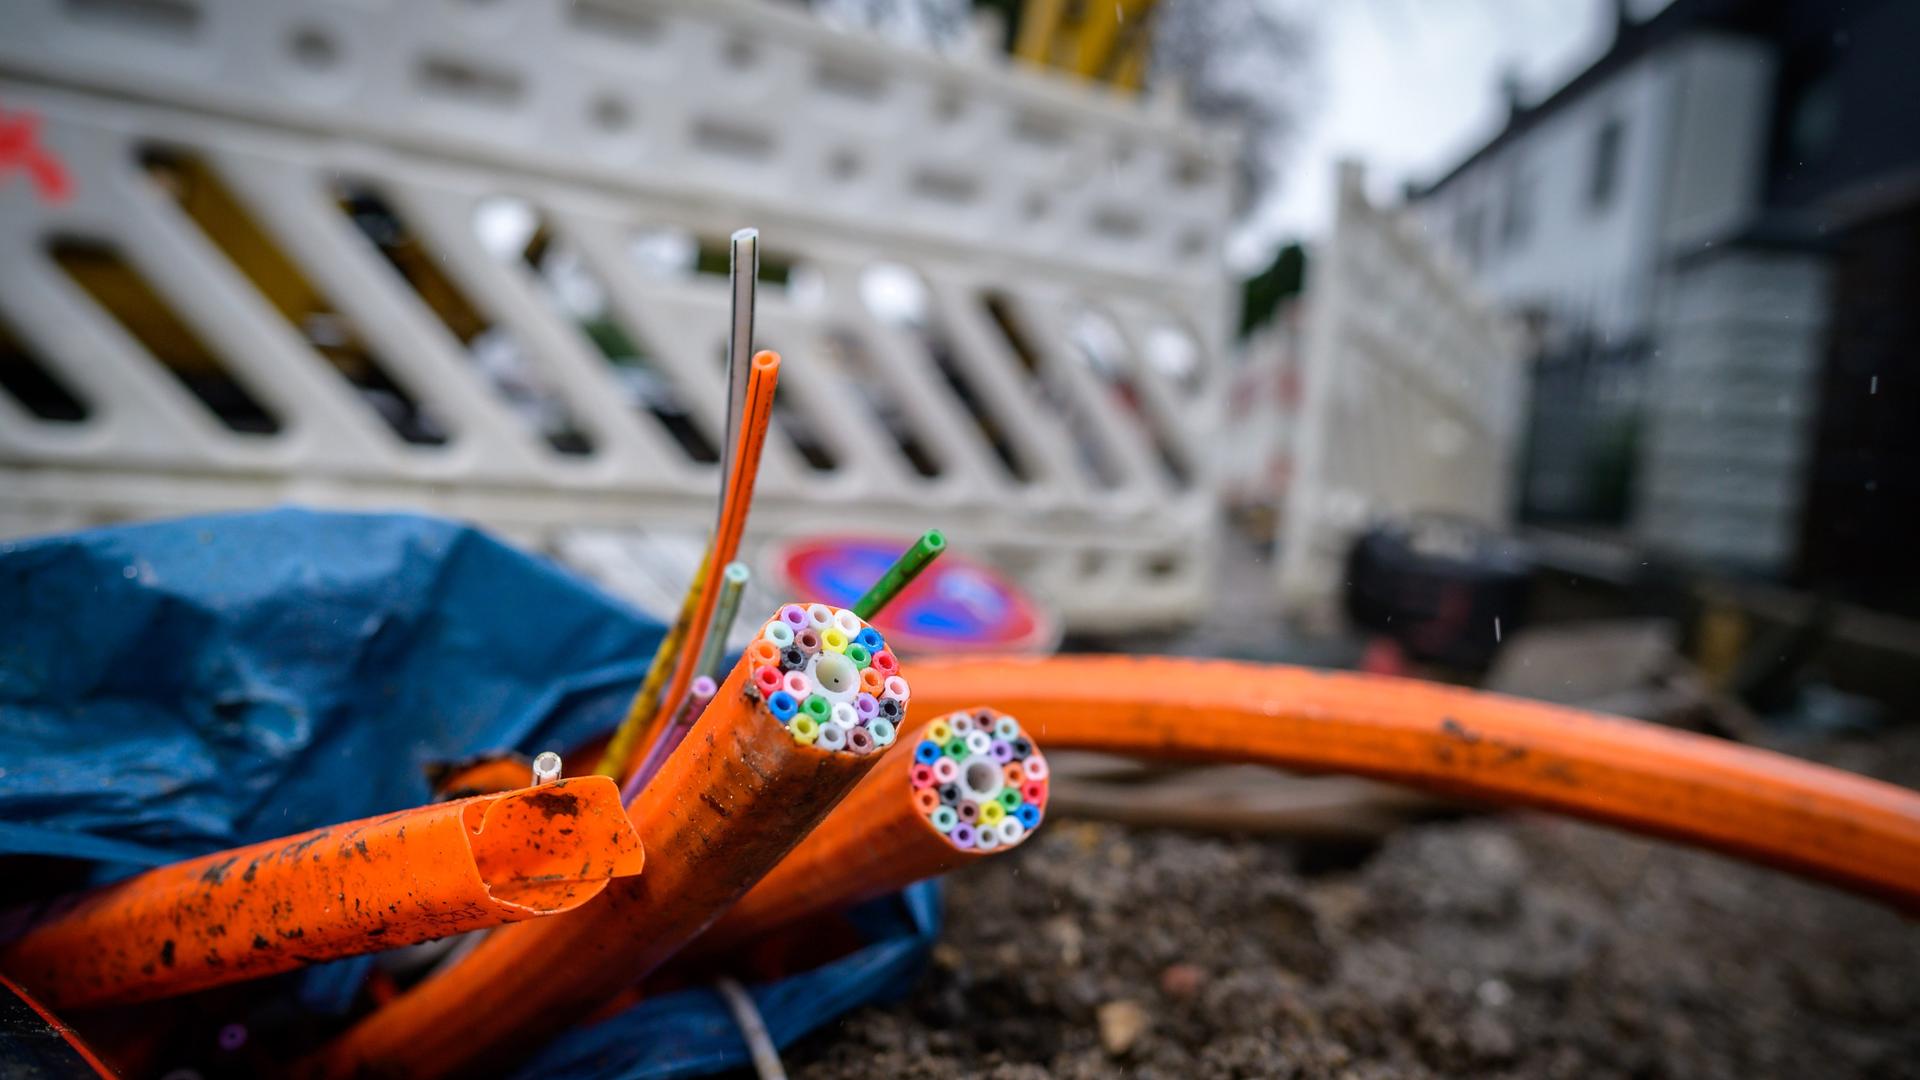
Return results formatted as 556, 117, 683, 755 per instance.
0, 108, 74, 204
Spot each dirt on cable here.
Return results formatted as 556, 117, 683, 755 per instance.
784, 731, 1920, 1079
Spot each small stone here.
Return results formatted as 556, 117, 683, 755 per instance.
1097, 999, 1150, 1056
1463, 1010, 1517, 1063
1476, 977, 1513, 1008
1044, 916, 1084, 967
1159, 962, 1206, 998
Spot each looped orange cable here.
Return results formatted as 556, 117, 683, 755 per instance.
904, 655, 1920, 910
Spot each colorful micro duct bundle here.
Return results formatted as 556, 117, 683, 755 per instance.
908, 709, 1047, 851
687, 707, 1045, 958
744, 603, 908, 753
318, 604, 893, 1079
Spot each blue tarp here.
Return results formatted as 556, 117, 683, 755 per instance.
0, 508, 934, 1078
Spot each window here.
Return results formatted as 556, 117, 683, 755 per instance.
1501, 168, 1533, 249
1589, 118, 1624, 211
1787, 73, 1840, 164
1455, 205, 1485, 267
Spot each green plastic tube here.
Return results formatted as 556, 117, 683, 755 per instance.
694, 562, 752, 682
850, 530, 947, 621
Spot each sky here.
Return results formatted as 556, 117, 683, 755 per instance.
1232, 0, 1675, 268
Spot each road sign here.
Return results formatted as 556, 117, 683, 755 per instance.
774, 536, 1056, 654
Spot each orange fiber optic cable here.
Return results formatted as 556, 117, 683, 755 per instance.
317, 601, 904, 1079
0, 777, 643, 1009
904, 655, 1920, 910
0, 974, 115, 1078
693, 706, 1046, 956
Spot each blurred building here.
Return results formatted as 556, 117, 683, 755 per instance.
1411, 0, 1920, 613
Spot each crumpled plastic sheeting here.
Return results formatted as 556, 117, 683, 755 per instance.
0, 509, 937, 1076
0, 508, 661, 869
515, 885, 940, 1080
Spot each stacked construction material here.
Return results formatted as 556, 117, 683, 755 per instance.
746, 603, 907, 753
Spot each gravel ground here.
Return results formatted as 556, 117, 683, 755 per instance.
783, 733, 1920, 1079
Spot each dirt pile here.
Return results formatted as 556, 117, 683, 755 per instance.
787, 736, 1920, 1079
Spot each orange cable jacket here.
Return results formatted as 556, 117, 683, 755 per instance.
0, 777, 643, 1009
906, 656, 1920, 909
692, 725, 978, 957
319, 655, 881, 1079
1, 974, 115, 1078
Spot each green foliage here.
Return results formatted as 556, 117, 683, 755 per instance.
1238, 242, 1305, 338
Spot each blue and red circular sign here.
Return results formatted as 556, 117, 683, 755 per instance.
774, 535, 1056, 654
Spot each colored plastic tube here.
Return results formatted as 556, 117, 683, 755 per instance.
625, 676, 722, 798
628, 351, 781, 781
693, 562, 752, 683
317, 605, 890, 1079
0, 974, 115, 1078
595, 549, 708, 777
692, 707, 1044, 956
850, 529, 947, 621
903, 655, 1920, 910
0, 777, 644, 1010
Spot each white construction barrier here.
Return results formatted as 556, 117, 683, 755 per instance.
0, 0, 1236, 631
1218, 302, 1304, 518
1276, 163, 1524, 621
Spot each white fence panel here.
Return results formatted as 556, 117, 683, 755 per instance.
0, 0, 1237, 631
1277, 163, 1524, 619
